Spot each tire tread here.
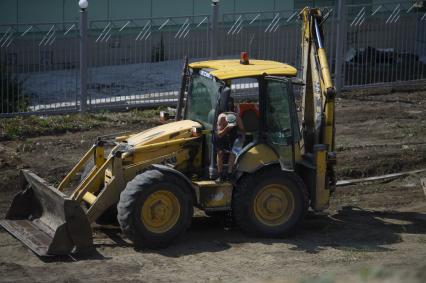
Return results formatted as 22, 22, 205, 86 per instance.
117, 169, 193, 248
233, 167, 308, 236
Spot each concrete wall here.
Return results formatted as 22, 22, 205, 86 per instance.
0, 0, 296, 25
1, 0, 413, 25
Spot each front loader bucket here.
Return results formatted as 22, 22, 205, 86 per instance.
0, 170, 93, 256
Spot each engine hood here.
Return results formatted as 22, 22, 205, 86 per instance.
125, 120, 202, 147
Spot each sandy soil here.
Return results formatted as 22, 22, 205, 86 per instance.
0, 87, 425, 283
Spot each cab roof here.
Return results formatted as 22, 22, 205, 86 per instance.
189, 59, 297, 80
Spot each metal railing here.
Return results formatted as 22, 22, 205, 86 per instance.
0, 0, 425, 116
344, 2, 426, 87
0, 22, 80, 115
86, 15, 210, 110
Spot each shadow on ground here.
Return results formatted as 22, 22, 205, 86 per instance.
91, 206, 426, 258
4, 205, 422, 261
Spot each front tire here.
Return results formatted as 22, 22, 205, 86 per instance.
233, 167, 308, 237
117, 169, 193, 248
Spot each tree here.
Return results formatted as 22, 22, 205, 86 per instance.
0, 62, 29, 114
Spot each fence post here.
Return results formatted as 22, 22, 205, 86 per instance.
211, 0, 219, 59
334, 0, 347, 93
79, 0, 88, 112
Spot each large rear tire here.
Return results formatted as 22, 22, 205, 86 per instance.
117, 169, 193, 248
233, 167, 308, 237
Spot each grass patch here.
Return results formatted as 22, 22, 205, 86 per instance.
301, 273, 335, 283
357, 266, 390, 281
401, 124, 426, 140
0, 109, 161, 140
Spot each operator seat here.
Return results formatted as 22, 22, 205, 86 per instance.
241, 109, 259, 132
237, 103, 259, 144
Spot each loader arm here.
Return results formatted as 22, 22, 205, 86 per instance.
299, 8, 336, 210
0, 132, 200, 256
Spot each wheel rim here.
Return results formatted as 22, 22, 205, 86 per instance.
253, 184, 295, 227
141, 190, 181, 234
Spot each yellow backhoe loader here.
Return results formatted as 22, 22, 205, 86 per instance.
0, 8, 336, 256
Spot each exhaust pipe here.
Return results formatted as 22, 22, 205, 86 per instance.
0, 170, 93, 256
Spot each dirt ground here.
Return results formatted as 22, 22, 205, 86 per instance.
0, 87, 425, 283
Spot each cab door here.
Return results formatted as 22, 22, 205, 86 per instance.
261, 76, 300, 169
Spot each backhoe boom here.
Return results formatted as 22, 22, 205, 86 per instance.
299, 8, 337, 210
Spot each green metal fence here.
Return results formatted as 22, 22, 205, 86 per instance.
0, 0, 425, 116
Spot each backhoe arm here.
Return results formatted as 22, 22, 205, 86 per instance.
299, 8, 336, 210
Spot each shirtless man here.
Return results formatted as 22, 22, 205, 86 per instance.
215, 97, 245, 182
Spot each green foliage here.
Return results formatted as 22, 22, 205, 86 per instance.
301, 273, 335, 283
357, 266, 389, 281
0, 63, 29, 113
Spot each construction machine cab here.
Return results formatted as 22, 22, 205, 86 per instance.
185, 56, 301, 176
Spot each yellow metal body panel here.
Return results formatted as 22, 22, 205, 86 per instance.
194, 180, 233, 209
317, 48, 333, 91
314, 147, 329, 210
189, 59, 297, 80
236, 144, 278, 173
126, 120, 201, 146
123, 120, 203, 173
294, 143, 302, 162
129, 138, 202, 174
317, 48, 335, 151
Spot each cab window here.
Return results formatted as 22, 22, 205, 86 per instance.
265, 79, 300, 144
186, 74, 220, 129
